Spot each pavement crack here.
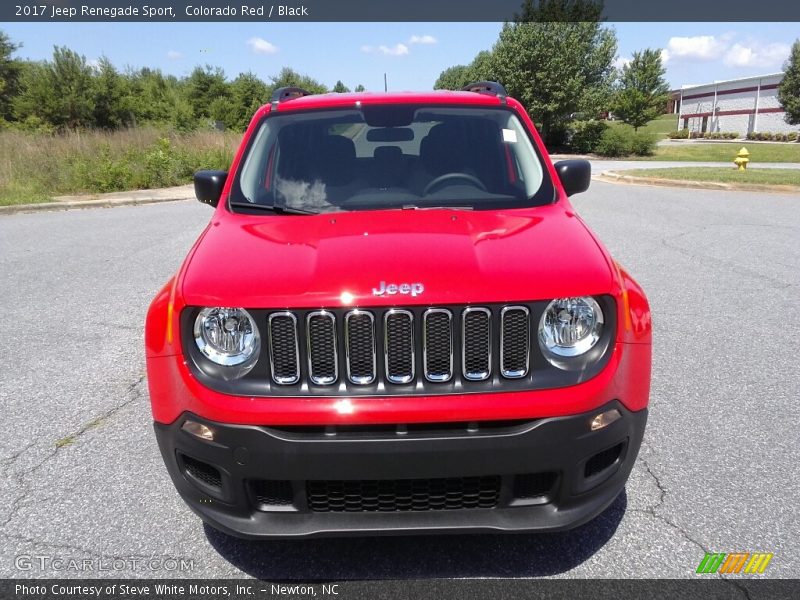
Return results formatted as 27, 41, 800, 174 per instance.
0, 374, 146, 532
631, 449, 753, 598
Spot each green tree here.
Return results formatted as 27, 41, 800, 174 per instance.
269, 67, 327, 94
778, 40, 800, 125
489, 0, 617, 143
434, 51, 499, 90
612, 48, 669, 130
211, 71, 268, 131
0, 31, 22, 122
332, 80, 350, 93
354, 84, 366, 92
185, 65, 230, 120
14, 47, 95, 129
92, 57, 131, 129
434, 65, 471, 90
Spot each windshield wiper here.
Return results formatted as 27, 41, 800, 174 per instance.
401, 205, 474, 211
229, 201, 318, 215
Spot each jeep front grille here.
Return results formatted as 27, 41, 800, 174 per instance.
185, 298, 616, 397
265, 305, 536, 388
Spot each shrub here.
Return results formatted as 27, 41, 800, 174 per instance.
568, 119, 609, 153
629, 131, 657, 156
789, 132, 798, 142
668, 129, 690, 139
593, 126, 656, 157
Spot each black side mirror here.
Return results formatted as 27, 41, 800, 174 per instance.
553, 159, 591, 197
194, 170, 228, 207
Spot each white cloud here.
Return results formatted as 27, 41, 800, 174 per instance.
361, 43, 410, 57
247, 37, 279, 55
408, 35, 437, 45
166, 50, 183, 60
663, 35, 730, 63
723, 42, 790, 68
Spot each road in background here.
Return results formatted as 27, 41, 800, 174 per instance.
0, 181, 798, 581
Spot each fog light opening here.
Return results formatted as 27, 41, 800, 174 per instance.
182, 420, 216, 441
590, 409, 621, 431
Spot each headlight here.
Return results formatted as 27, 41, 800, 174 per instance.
538, 297, 604, 365
194, 308, 260, 375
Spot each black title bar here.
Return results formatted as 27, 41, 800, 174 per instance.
2, 0, 800, 22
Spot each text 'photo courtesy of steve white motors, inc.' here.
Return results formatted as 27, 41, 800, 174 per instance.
14, 583, 340, 597
15, 4, 309, 19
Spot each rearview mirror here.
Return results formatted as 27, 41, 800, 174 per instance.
194, 170, 228, 207
553, 160, 591, 197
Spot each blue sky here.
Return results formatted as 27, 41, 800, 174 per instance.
2, 22, 797, 91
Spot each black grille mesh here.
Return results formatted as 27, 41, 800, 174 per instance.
251, 480, 294, 508
385, 312, 414, 383
501, 308, 530, 377
306, 476, 501, 512
182, 455, 222, 489
307, 314, 336, 384
585, 443, 624, 477
346, 313, 375, 382
269, 315, 299, 383
463, 310, 490, 379
512, 472, 557, 499
424, 311, 452, 380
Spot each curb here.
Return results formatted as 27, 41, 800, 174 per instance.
0, 187, 194, 215
597, 170, 800, 194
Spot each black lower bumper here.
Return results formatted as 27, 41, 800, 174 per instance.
154, 400, 647, 539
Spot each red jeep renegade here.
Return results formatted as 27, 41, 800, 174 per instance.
145, 82, 651, 539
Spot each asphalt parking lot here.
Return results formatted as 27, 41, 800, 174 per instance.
0, 180, 798, 582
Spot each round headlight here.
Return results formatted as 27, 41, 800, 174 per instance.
194, 307, 260, 368
538, 296, 604, 360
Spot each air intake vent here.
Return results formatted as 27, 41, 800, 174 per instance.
384, 310, 414, 384
462, 307, 491, 380
306, 476, 501, 512
181, 455, 222, 490
501, 306, 530, 378
268, 312, 299, 385
306, 311, 337, 385
423, 309, 453, 382
345, 311, 376, 384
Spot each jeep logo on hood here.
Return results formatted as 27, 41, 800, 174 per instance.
372, 281, 425, 297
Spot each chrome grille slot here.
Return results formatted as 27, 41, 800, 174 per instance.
501, 306, 530, 378
345, 311, 376, 384
384, 310, 415, 384
268, 312, 300, 385
462, 308, 491, 381
306, 311, 337, 385
423, 309, 453, 382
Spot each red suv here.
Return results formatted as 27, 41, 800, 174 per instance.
145, 82, 651, 539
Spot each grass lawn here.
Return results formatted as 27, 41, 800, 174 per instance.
0, 128, 239, 206
642, 143, 800, 163
617, 167, 800, 187
609, 114, 677, 138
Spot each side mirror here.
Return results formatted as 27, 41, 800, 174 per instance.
553, 159, 591, 197
194, 170, 228, 207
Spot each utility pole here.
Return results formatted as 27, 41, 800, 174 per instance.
384, 73, 387, 92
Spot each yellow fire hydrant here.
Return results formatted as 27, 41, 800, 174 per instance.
734, 147, 750, 171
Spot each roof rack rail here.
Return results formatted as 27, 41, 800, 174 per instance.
271, 86, 312, 108
462, 81, 507, 103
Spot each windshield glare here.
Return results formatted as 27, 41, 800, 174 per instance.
232, 105, 553, 213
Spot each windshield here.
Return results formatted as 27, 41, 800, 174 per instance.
230, 105, 554, 214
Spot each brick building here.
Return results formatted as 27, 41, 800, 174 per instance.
675, 73, 798, 136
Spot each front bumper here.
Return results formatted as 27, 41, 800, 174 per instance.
154, 400, 647, 539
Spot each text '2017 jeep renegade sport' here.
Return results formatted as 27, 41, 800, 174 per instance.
145, 82, 651, 539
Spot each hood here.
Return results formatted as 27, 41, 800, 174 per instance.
181, 206, 615, 308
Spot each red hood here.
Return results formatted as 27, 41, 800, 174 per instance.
180, 205, 615, 308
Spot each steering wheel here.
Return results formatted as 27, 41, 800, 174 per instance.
423, 173, 487, 196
